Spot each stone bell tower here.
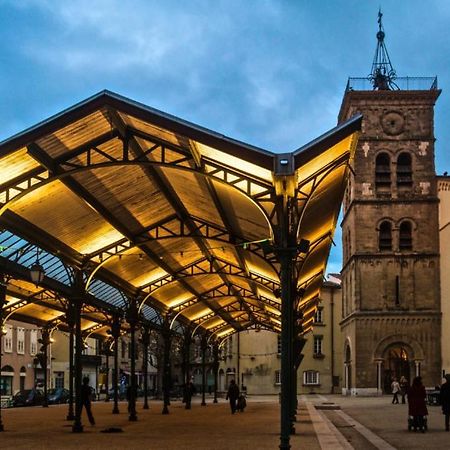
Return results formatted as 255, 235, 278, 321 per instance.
338, 11, 441, 394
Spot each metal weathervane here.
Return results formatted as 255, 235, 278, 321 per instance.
368, 9, 399, 90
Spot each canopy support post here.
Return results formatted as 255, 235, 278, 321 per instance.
39, 327, 51, 408
111, 315, 121, 414
162, 315, 171, 415
72, 269, 84, 433
104, 341, 110, 402
127, 299, 138, 421
201, 335, 207, 406
141, 325, 150, 410
66, 302, 75, 420
0, 273, 6, 432
213, 342, 219, 403
182, 329, 191, 386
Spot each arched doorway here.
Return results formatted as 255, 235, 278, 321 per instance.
383, 345, 411, 393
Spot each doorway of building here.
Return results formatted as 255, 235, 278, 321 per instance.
344, 345, 352, 392
383, 345, 411, 393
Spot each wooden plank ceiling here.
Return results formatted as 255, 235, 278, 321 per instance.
0, 91, 361, 338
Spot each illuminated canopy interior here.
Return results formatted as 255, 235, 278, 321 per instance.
0, 90, 360, 339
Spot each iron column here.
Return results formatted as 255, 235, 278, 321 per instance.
126, 301, 138, 421
141, 326, 150, 410
161, 316, 171, 415
66, 301, 75, 420
212, 342, 219, 403
278, 246, 295, 449
111, 315, 121, 414
72, 269, 84, 433
0, 273, 6, 432
39, 327, 51, 408
201, 335, 207, 406
103, 340, 110, 402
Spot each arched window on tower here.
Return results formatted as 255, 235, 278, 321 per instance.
397, 153, 412, 189
399, 221, 412, 250
375, 153, 391, 191
379, 221, 392, 251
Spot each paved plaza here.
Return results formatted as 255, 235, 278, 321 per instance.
0, 395, 449, 449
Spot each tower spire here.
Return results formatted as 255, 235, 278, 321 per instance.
368, 9, 398, 90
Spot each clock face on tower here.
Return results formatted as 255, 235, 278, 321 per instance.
381, 111, 405, 135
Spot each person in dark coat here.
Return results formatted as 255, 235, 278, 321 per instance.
226, 379, 239, 414
81, 376, 95, 425
400, 376, 409, 404
407, 376, 428, 429
183, 381, 196, 410
440, 374, 450, 431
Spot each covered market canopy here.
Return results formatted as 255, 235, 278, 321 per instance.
0, 90, 361, 340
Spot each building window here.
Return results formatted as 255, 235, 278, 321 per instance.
4, 324, 12, 353
30, 329, 37, 356
55, 371, 65, 389
303, 370, 320, 385
314, 308, 323, 324
379, 221, 392, 251
313, 336, 323, 356
277, 335, 281, 355
275, 370, 281, 385
399, 221, 413, 250
397, 152, 412, 188
375, 153, 391, 191
17, 327, 25, 354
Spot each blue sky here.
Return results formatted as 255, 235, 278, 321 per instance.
1, 0, 449, 274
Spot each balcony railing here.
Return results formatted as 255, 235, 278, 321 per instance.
345, 76, 438, 92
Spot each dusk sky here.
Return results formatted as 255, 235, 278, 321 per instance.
1, 0, 449, 274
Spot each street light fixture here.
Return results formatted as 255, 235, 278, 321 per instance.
30, 253, 45, 286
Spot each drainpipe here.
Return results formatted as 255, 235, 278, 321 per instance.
237, 333, 240, 388
331, 287, 335, 394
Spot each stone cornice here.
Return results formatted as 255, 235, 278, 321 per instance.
341, 197, 439, 227
340, 310, 441, 327
339, 89, 441, 122
341, 252, 439, 272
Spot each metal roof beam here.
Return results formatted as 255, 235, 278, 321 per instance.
106, 108, 242, 331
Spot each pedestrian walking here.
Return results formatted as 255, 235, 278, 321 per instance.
400, 376, 409, 404
226, 379, 239, 414
407, 376, 428, 432
81, 376, 95, 425
183, 381, 196, 410
391, 377, 400, 404
440, 374, 450, 431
